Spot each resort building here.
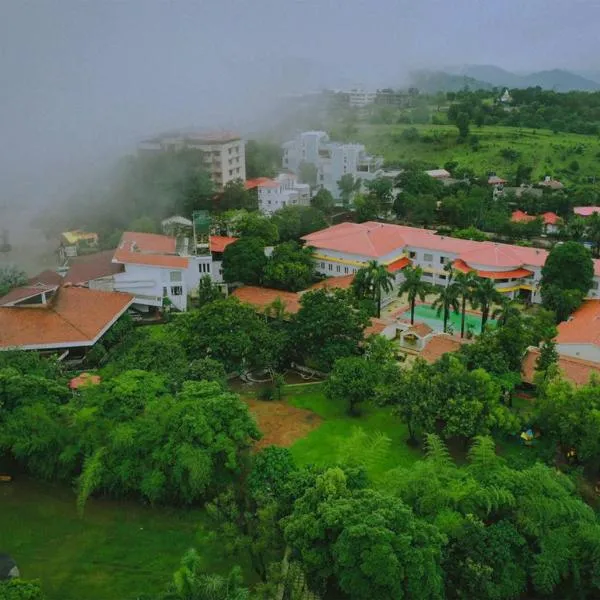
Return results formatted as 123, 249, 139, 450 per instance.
138, 131, 245, 189
511, 210, 561, 235
302, 221, 600, 306
256, 174, 310, 215
281, 131, 383, 200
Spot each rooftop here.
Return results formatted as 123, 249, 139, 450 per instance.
556, 300, 600, 346
421, 335, 465, 364
308, 274, 355, 291
522, 347, 600, 386
0, 287, 133, 351
574, 206, 600, 217
231, 286, 301, 315
425, 169, 451, 179
64, 250, 124, 285
210, 236, 238, 253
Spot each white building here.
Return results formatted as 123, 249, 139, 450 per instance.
138, 131, 245, 190
282, 131, 383, 200
107, 231, 236, 313
258, 174, 310, 215
347, 89, 377, 108
302, 221, 600, 308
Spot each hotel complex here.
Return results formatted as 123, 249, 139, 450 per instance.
302, 221, 600, 305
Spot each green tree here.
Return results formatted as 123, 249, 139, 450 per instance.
128, 215, 158, 233
365, 177, 394, 217
398, 265, 430, 325
271, 205, 327, 242
172, 298, 280, 372
541, 241, 594, 295
263, 241, 315, 292
352, 260, 395, 318
353, 193, 380, 223
245, 140, 281, 179
535, 338, 559, 381
337, 173, 362, 208
311, 188, 335, 214
0, 579, 45, 600
491, 297, 521, 326
222, 238, 267, 285
0, 264, 27, 297
297, 161, 318, 189
291, 289, 369, 371
196, 275, 224, 307
220, 179, 255, 212
471, 276, 501, 333
586, 211, 600, 257
326, 356, 381, 416
237, 212, 278, 245
431, 269, 460, 333
455, 112, 471, 140
185, 357, 227, 388
454, 271, 478, 338
283, 467, 445, 600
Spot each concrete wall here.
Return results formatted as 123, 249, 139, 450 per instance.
557, 343, 600, 363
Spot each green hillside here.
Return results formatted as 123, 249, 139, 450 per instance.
357, 123, 600, 185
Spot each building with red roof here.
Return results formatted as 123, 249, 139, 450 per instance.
0, 286, 133, 356
302, 222, 600, 305
574, 206, 600, 217
522, 347, 600, 387
555, 300, 600, 363
511, 210, 561, 234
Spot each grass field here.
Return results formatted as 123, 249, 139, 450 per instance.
286, 384, 421, 481
0, 477, 241, 600
357, 123, 600, 184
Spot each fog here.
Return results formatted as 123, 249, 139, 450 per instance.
1, 0, 599, 250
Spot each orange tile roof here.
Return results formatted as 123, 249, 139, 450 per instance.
459, 244, 523, 269
245, 177, 274, 190
211, 235, 238, 253
556, 300, 600, 346
421, 335, 465, 363
522, 347, 600, 386
364, 317, 393, 337
64, 250, 124, 285
406, 322, 433, 338
488, 175, 507, 185
511, 210, 536, 223
309, 274, 355, 290
231, 286, 301, 315
541, 212, 560, 225
386, 257, 411, 273
0, 287, 134, 350
453, 259, 533, 280
574, 206, 600, 217
113, 231, 188, 269
0, 283, 58, 307
29, 270, 64, 286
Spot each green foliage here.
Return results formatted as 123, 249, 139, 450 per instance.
0, 579, 45, 600
352, 260, 395, 317
337, 173, 362, 208
0, 264, 27, 297
541, 241, 594, 296
353, 193, 380, 222
196, 275, 224, 307
398, 265, 430, 324
172, 298, 281, 373
185, 357, 227, 388
236, 212, 278, 245
220, 179, 256, 212
271, 205, 327, 242
263, 241, 315, 292
245, 139, 281, 179
452, 226, 488, 241
297, 161, 318, 188
326, 356, 381, 416
311, 188, 335, 214
222, 238, 267, 285
128, 215, 158, 233
291, 289, 370, 371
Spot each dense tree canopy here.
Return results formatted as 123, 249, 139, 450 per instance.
222, 237, 268, 285
271, 205, 327, 242
0, 264, 27, 297
262, 241, 315, 292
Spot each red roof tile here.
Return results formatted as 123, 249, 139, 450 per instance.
364, 317, 393, 337
406, 322, 433, 338
29, 270, 64, 286
69, 372, 101, 389
113, 231, 188, 269
64, 250, 123, 285
459, 244, 523, 269
232, 286, 301, 315
453, 259, 533, 280
245, 177, 274, 190
574, 206, 600, 217
511, 210, 536, 223
421, 335, 465, 363
211, 236, 238, 253
386, 257, 411, 273
522, 347, 600, 386
541, 212, 560, 225
556, 300, 600, 346
0, 287, 134, 350
309, 275, 355, 290
0, 283, 58, 307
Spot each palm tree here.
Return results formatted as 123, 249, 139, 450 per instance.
492, 296, 521, 326
264, 296, 288, 321
453, 271, 478, 338
352, 260, 395, 318
398, 265, 430, 325
432, 277, 460, 333
587, 212, 600, 257
471, 276, 501, 333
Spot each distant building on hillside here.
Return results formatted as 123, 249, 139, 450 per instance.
347, 89, 377, 108
138, 131, 245, 190
374, 88, 412, 107
500, 88, 512, 103
281, 131, 383, 200
255, 174, 310, 215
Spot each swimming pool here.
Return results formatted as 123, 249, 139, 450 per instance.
401, 303, 495, 334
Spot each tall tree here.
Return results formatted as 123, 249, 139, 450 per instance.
297, 161, 318, 189
271, 205, 327, 242
491, 297, 521, 327
454, 271, 478, 338
337, 173, 362, 208
222, 237, 267, 285
398, 265, 430, 325
352, 260, 395, 318
263, 241, 315, 292
311, 188, 335, 214
586, 212, 600, 258
471, 276, 500, 333
196, 275, 223, 307
432, 275, 460, 333
326, 356, 381, 416
219, 179, 255, 212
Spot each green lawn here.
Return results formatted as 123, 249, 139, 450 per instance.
357, 123, 600, 184
286, 384, 421, 481
0, 477, 240, 600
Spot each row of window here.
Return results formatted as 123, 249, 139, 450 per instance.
227, 146, 241, 155
319, 262, 356, 275
228, 167, 242, 177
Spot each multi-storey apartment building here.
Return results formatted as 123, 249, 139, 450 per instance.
138, 131, 245, 189
257, 174, 310, 215
302, 222, 600, 307
281, 131, 383, 200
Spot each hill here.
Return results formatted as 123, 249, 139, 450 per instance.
356, 123, 600, 186
416, 65, 600, 92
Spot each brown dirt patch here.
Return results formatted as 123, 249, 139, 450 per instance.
245, 398, 323, 450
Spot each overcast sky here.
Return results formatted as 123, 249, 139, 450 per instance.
1, 0, 599, 208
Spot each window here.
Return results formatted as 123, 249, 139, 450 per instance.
423, 253, 433, 262
320, 262, 325, 268
170, 271, 182, 282
229, 169, 233, 176
440, 256, 446, 264
409, 251, 416, 259
328, 264, 333, 271
336, 265, 341, 273
198, 263, 210, 273
496, 278, 509, 283
228, 147, 232, 155
439, 274, 447, 280
593, 281, 599, 290
344, 267, 349, 274
236, 167, 240, 174
422, 272, 433, 278
170, 286, 183, 296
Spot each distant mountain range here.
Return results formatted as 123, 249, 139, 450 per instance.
411, 65, 600, 93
